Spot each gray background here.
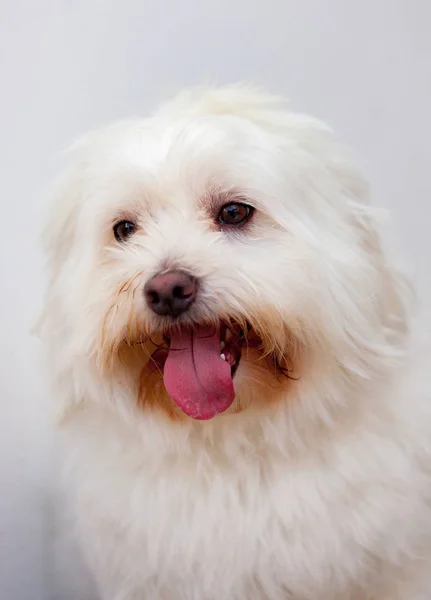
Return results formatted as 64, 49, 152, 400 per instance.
1, 1, 430, 598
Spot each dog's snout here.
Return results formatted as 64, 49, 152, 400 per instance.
144, 271, 197, 317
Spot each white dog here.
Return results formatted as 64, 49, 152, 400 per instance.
39, 86, 431, 600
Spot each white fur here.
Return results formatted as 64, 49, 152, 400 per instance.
39, 85, 431, 599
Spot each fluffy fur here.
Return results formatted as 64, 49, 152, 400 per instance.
39, 85, 431, 600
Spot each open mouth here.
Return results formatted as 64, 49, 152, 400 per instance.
148, 322, 249, 420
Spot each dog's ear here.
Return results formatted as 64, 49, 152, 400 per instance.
353, 207, 413, 346
325, 154, 414, 347
35, 164, 86, 422
36, 165, 82, 334
325, 153, 413, 350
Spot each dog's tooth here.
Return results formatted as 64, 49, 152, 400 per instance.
220, 353, 226, 361
225, 330, 232, 341
220, 341, 225, 351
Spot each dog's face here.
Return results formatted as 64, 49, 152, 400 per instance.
42, 87, 408, 422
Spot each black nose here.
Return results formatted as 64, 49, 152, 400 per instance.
144, 271, 197, 317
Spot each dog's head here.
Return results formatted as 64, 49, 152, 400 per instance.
40, 86, 411, 423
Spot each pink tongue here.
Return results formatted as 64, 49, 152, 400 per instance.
163, 326, 235, 420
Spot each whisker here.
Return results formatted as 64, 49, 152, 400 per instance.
134, 336, 189, 353
143, 347, 165, 378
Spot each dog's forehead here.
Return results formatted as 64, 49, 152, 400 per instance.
84, 115, 275, 215
130, 114, 265, 172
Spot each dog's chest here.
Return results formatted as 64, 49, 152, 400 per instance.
69, 428, 386, 600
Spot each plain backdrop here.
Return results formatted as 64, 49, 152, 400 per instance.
1, 1, 430, 598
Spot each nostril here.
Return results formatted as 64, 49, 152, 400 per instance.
147, 290, 160, 305
172, 285, 194, 299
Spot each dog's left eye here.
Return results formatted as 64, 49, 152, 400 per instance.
218, 203, 254, 226
113, 220, 136, 242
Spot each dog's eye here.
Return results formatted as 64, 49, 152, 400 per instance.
218, 203, 254, 226
113, 220, 136, 242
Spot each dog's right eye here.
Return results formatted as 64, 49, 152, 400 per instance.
113, 220, 136, 243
